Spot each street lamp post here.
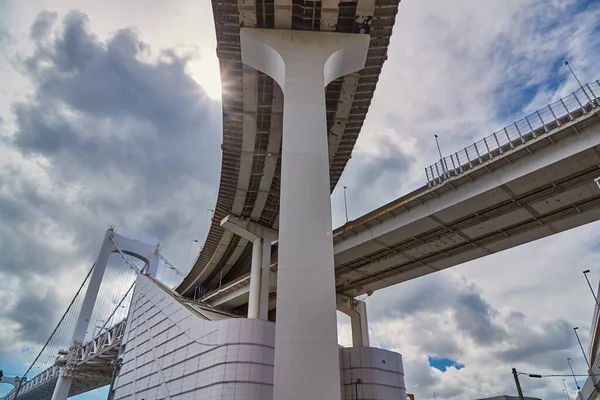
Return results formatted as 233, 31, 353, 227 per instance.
434, 134, 446, 177
583, 270, 600, 308
564, 60, 592, 103
574, 327, 591, 369
186, 239, 199, 274
512, 368, 525, 400
343, 186, 349, 223
563, 379, 570, 400
567, 358, 581, 391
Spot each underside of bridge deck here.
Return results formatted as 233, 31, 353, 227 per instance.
177, 0, 402, 298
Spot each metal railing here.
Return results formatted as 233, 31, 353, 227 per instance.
426, 80, 600, 187
0, 320, 125, 400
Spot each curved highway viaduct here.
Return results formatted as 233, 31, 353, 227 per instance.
177, 0, 402, 301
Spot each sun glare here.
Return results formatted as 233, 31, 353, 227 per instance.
187, 52, 223, 101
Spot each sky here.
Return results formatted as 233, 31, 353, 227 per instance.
0, 0, 599, 399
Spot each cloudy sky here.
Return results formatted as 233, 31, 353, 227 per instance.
0, 0, 599, 399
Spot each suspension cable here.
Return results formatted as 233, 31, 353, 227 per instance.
23, 263, 95, 378
157, 252, 185, 277
110, 236, 143, 274
100, 281, 136, 333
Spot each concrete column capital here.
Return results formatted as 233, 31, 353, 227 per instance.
220, 214, 278, 242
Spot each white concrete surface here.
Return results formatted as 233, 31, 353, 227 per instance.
220, 215, 277, 320
240, 28, 369, 400
339, 347, 405, 400
337, 294, 370, 347
112, 274, 276, 400
112, 275, 405, 400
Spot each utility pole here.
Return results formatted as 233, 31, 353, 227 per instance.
512, 368, 525, 400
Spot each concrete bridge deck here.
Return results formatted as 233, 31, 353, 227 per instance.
201, 85, 600, 307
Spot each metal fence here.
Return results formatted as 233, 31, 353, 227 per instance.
426, 80, 600, 187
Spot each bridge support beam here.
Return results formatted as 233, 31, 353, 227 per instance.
221, 215, 277, 320
240, 28, 368, 400
337, 294, 370, 347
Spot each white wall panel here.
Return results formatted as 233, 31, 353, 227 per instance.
113, 275, 405, 399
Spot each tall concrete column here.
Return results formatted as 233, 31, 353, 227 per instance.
221, 215, 278, 320
259, 232, 276, 320
351, 300, 370, 347
240, 28, 368, 400
248, 237, 263, 319
337, 295, 370, 348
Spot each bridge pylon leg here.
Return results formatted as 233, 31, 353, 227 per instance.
240, 28, 369, 400
51, 230, 115, 400
50, 229, 160, 400
50, 369, 72, 400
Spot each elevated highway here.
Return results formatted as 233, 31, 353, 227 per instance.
177, 0, 402, 297
198, 82, 600, 309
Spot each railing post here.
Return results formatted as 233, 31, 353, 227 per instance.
503, 127, 514, 148
560, 98, 573, 121
514, 122, 525, 144
536, 110, 548, 133
434, 162, 442, 183
587, 83, 600, 107
450, 154, 458, 175
573, 91, 586, 114
483, 137, 492, 156
548, 104, 561, 126
492, 132, 503, 154
443, 157, 451, 178
474, 142, 482, 163
525, 115, 537, 137
454, 152, 463, 173
429, 166, 436, 185
425, 168, 431, 187
464, 148, 472, 168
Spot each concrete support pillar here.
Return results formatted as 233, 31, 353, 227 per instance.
248, 237, 263, 319
240, 28, 368, 400
221, 215, 278, 320
337, 294, 370, 347
50, 370, 72, 400
351, 300, 370, 347
259, 233, 276, 320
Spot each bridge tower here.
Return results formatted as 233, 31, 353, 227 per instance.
50, 228, 160, 400
240, 28, 369, 400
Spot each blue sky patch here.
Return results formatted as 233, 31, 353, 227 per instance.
428, 356, 465, 372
